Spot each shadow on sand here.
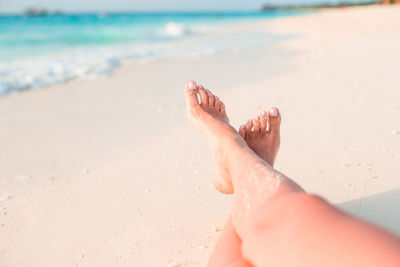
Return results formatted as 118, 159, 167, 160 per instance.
336, 188, 400, 234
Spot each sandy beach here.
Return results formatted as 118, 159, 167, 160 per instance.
1, 5, 400, 266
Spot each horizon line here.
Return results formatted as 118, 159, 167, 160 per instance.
0, 9, 285, 15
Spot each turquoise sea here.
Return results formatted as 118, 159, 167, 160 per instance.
0, 11, 306, 95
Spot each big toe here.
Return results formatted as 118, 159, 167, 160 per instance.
185, 81, 199, 110
268, 107, 281, 136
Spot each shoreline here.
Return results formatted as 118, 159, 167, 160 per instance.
0, 10, 308, 97
1, 5, 400, 266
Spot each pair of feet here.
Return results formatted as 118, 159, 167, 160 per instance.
184, 81, 281, 194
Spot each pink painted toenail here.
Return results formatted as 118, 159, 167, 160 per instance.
188, 81, 197, 90
269, 108, 278, 117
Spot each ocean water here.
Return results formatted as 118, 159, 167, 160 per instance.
0, 11, 306, 96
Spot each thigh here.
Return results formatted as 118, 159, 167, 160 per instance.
209, 216, 251, 267
242, 193, 400, 267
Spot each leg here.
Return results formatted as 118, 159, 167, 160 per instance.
184, 80, 303, 236
210, 108, 283, 267
208, 216, 251, 267
184, 81, 400, 267
242, 193, 400, 267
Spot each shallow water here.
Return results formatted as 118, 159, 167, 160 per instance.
0, 11, 308, 95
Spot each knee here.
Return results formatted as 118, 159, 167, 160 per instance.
278, 193, 331, 225
289, 193, 328, 214
247, 193, 329, 234
242, 193, 330, 265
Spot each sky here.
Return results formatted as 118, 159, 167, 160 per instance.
0, 0, 373, 13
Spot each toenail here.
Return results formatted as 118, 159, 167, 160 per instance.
188, 81, 197, 90
269, 108, 278, 117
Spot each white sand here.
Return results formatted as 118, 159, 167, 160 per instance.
1, 5, 400, 266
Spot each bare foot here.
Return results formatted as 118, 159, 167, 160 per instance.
239, 108, 281, 167
184, 81, 246, 194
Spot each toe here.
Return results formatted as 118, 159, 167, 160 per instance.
207, 89, 215, 107
184, 81, 199, 109
268, 107, 281, 136
260, 111, 268, 135
239, 125, 246, 139
214, 96, 221, 112
219, 102, 227, 116
252, 116, 261, 137
198, 85, 209, 106
245, 120, 253, 139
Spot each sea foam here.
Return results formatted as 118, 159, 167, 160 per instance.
0, 45, 153, 96
0, 21, 203, 96
161, 22, 192, 38
0, 11, 305, 96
